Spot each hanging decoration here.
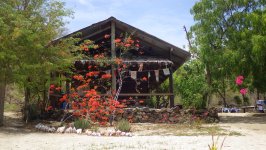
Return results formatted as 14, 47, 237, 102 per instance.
138, 63, 144, 71
163, 68, 170, 75
130, 71, 137, 80
154, 70, 159, 82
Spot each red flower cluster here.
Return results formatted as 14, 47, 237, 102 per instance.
115, 58, 122, 65
73, 75, 84, 81
139, 100, 144, 104
101, 73, 112, 79
56, 34, 143, 125
50, 84, 55, 89
142, 76, 147, 81
49, 84, 62, 94
86, 71, 100, 77
93, 54, 105, 59
45, 106, 53, 111
115, 38, 121, 43
59, 95, 68, 102
114, 36, 140, 50
62, 89, 123, 126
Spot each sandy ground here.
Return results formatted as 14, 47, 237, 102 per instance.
1, 112, 266, 150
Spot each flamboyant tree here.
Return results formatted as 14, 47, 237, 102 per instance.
55, 34, 141, 125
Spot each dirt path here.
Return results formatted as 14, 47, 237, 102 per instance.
1, 112, 266, 150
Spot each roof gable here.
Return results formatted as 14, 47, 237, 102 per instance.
61, 17, 190, 69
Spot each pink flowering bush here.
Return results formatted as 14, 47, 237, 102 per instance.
235, 75, 244, 85
235, 75, 248, 96
240, 88, 247, 95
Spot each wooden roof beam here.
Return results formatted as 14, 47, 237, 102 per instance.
81, 26, 111, 41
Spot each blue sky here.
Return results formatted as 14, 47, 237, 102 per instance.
64, 0, 198, 50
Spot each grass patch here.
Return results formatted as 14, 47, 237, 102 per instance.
201, 125, 226, 135
4, 102, 21, 112
131, 123, 241, 136
74, 118, 92, 130
229, 131, 242, 136
115, 119, 131, 132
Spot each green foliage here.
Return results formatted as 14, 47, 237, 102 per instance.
4, 103, 20, 112
24, 103, 40, 120
74, 118, 92, 130
187, 0, 266, 106
0, 0, 79, 121
175, 60, 208, 109
243, 96, 250, 106
115, 119, 131, 132
233, 96, 242, 106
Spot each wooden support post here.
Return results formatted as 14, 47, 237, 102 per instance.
169, 67, 174, 108
111, 21, 117, 95
169, 48, 174, 108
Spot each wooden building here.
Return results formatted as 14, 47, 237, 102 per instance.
52, 17, 190, 108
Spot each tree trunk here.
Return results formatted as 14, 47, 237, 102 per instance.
42, 80, 48, 115
217, 90, 227, 107
205, 63, 212, 108
256, 90, 260, 100
0, 77, 6, 126
23, 78, 31, 123
222, 79, 227, 107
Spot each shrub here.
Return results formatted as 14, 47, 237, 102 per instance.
74, 118, 91, 130
233, 96, 242, 105
243, 96, 250, 105
115, 119, 131, 132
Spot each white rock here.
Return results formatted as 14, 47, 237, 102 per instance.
48, 128, 53, 132
72, 127, 77, 133
76, 129, 82, 134
96, 132, 101, 136
100, 131, 105, 136
39, 125, 45, 130
85, 130, 92, 135
108, 130, 116, 136
35, 123, 42, 130
65, 127, 73, 133
116, 130, 122, 136
43, 126, 49, 132
57, 126, 65, 133
91, 132, 97, 136
125, 132, 132, 137
51, 127, 56, 132
121, 132, 126, 136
